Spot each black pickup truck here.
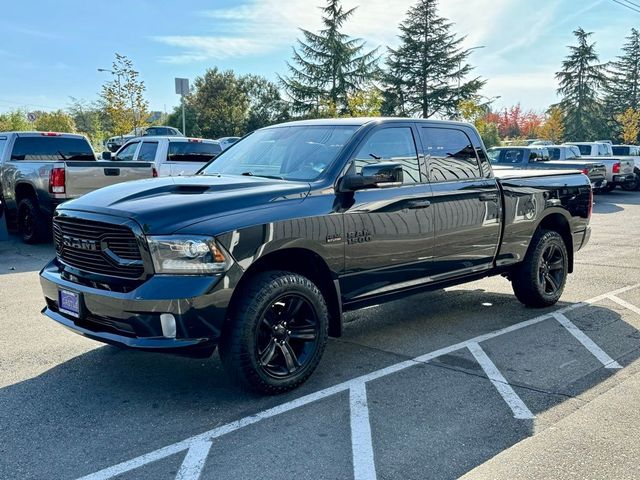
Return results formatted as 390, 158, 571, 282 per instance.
40, 118, 592, 393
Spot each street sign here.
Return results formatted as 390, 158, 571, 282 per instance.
27, 112, 37, 122
175, 78, 189, 96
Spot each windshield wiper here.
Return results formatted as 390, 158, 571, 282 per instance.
240, 171, 285, 180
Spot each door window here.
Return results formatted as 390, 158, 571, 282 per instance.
0, 137, 7, 159
138, 142, 158, 161
353, 127, 420, 184
420, 128, 481, 181
114, 142, 139, 161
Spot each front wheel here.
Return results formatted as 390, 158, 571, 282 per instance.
219, 271, 329, 394
511, 229, 569, 308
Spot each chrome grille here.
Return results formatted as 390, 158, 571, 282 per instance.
53, 216, 144, 279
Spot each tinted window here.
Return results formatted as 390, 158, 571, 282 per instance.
598, 143, 607, 156
115, 142, 139, 161
353, 127, 420, 184
612, 146, 631, 156
488, 148, 526, 164
572, 144, 591, 155
201, 126, 356, 180
138, 142, 158, 161
168, 141, 223, 162
548, 147, 560, 160
0, 137, 7, 158
10, 136, 94, 161
422, 128, 481, 180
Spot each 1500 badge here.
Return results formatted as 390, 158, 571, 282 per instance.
347, 230, 372, 244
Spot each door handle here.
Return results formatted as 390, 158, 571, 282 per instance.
407, 199, 431, 209
479, 192, 498, 202
104, 168, 120, 176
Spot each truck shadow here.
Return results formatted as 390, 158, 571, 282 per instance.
1, 287, 639, 479
593, 189, 640, 214
0, 233, 53, 275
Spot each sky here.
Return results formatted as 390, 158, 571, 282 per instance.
0, 0, 638, 115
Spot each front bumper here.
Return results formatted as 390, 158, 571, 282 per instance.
40, 259, 242, 357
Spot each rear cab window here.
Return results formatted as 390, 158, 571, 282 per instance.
167, 141, 223, 162
10, 136, 95, 161
612, 146, 631, 156
420, 127, 482, 181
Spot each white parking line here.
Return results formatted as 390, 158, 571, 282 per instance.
608, 295, 640, 317
75, 283, 640, 480
467, 342, 534, 419
553, 313, 622, 369
175, 441, 213, 480
349, 383, 377, 480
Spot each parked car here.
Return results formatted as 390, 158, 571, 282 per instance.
217, 136, 241, 150
0, 131, 156, 243
611, 145, 640, 191
41, 118, 592, 393
487, 146, 607, 191
563, 142, 635, 191
105, 137, 222, 177
104, 126, 183, 152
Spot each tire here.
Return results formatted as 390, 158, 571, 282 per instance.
17, 197, 49, 244
601, 184, 616, 193
219, 271, 329, 394
621, 171, 640, 191
511, 229, 569, 308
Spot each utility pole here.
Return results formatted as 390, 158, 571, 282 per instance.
175, 78, 189, 136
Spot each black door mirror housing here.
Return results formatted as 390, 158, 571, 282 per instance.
101, 151, 112, 160
340, 162, 404, 191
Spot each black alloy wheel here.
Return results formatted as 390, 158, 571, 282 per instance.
537, 243, 565, 295
256, 294, 320, 378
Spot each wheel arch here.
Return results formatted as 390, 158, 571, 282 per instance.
226, 247, 343, 337
536, 212, 574, 273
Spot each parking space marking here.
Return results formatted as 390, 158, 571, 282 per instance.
175, 441, 213, 480
349, 383, 377, 480
467, 342, 534, 419
608, 295, 640, 317
75, 283, 640, 480
553, 313, 622, 369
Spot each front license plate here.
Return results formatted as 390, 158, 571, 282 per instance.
59, 289, 81, 318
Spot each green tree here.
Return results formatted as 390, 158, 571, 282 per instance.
458, 98, 500, 148
539, 106, 565, 144
345, 87, 383, 117
0, 109, 32, 131
384, 0, 484, 118
67, 98, 109, 149
33, 110, 76, 133
605, 29, 640, 115
555, 28, 606, 140
280, 0, 379, 116
242, 75, 290, 132
99, 53, 149, 136
167, 102, 201, 137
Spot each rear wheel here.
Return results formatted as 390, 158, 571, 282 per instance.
219, 271, 329, 394
511, 229, 568, 308
621, 171, 640, 191
601, 184, 616, 193
18, 197, 49, 244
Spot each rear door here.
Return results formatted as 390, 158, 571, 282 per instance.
166, 140, 222, 176
418, 125, 501, 278
340, 123, 435, 302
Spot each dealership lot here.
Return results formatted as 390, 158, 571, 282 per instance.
2, 191, 640, 480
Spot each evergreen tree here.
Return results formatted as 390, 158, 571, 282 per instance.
383, 0, 484, 119
555, 28, 606, 141
280, 0, 379, 116
605, 28, 640, 115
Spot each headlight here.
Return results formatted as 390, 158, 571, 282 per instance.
147, 236, 231, 275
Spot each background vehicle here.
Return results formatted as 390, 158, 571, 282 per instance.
611, 145, 640, 191
105, 136, 222, 177
105, 126, 183, 152
217, 136, 241, 150
41, 118, 592, 393
562, 142, 634, 191
0, 131, 155, 243
487, 146, 607, 191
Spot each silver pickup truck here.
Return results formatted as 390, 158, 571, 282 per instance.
0, 131, 155, 243
562, 142, 635, 191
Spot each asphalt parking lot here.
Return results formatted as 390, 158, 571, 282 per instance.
1, 191, 640, 480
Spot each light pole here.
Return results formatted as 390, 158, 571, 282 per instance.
459, 45, 485, 88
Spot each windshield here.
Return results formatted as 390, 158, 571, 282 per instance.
487, 148, 526, 164
201, 125, 358, 181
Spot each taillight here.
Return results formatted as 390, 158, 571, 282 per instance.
188, 138, 203, 143
41, 132, 61, 136
49, 167, 65, 194
582, 168, 589, 175
152, 167, 158, 178
588, 186, 593, 218
613, 162, 621, 174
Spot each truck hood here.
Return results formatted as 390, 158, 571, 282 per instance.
57, 175, 310, 234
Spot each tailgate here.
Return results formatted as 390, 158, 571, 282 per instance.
64, 161, 154, 197
620, 159, 634, 174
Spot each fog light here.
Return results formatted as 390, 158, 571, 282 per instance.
160, 313, 176, 338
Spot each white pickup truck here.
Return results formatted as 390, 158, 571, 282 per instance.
611, 145, 640, 190
563, 142, 635, 192
105, 136, 222, 177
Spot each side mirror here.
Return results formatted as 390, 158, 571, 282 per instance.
340, 162, 404, 191
101, 151, 112, 160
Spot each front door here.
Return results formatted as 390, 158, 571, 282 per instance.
340, 124, 435, 302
